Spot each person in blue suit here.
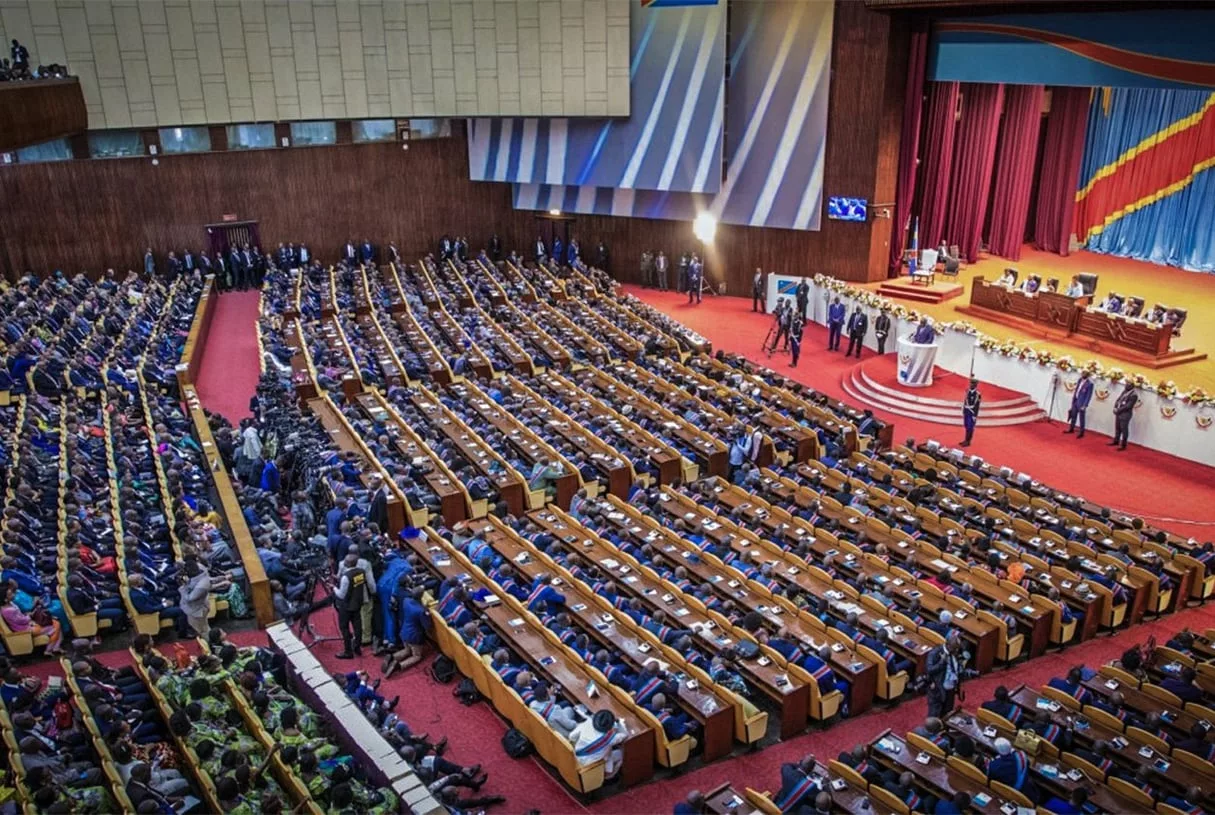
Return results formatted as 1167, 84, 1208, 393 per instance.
933, 792, 972, 815
986, 737, 1039, 803
1163, 786, 1206, 815
773, 755, 821, 813
827, 297, 846, 351
1065, 370, 1095, 438
383, 587, 431, 677
860, 627, 913, 677
128, 574, 188, 637
525, 574, 566, 615
376, 552, 413, 649
1047, 667, 1091, 705
648, 692, 698, 745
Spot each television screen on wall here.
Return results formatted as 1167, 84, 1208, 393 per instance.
827, 196, 867, 221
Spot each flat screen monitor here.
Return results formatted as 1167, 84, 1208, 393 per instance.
827, 196, 867, 221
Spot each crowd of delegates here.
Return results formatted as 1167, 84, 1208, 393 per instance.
1, 638, 205, 813
142, 243, 292, 292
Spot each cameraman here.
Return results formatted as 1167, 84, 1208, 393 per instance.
333, 552, 369, 659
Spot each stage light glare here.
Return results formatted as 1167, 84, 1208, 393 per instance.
549, 208, 561, 216
693, 211, 717, 244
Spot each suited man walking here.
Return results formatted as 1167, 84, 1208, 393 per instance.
826, 297, 846, 351
961, 378, 982, 447
143, 248, 155, 277
752, 268, 765, 312
342, 238, 357, 264
1111, 382, 1138, 450
1065, 370, 1095, 438
874, 310, 891, 354
846, 307, 868, 358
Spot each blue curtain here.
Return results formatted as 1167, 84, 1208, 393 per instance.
1079, 87, 1215, 273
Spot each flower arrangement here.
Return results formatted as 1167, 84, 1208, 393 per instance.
1055, 355, 1075, 371
1036, 350, 1057, 367
1082, 359, 1104, 377
978, 336, 1000, 351
1018, 346, 1039, 362
1156, 380, 1178, 399
1126, 372, 1152, 390
1182, 387, 1211, 406
1106, 367, 1126, 383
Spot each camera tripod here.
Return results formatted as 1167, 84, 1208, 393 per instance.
762, 324, 789, 358
294, 571, 343, 647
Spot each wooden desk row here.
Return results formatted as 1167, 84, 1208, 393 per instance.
400, 527, 655, 789
500, 374, 635, 499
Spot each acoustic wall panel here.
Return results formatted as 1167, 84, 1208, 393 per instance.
467, 0, 725, 193
0, 0, 631, 128
511, 0, 834, 231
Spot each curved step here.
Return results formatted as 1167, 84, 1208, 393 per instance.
858, 368, 1030, 410
843, 371, 1045, 427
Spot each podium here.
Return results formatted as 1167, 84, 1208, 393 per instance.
897, 336, 939, 388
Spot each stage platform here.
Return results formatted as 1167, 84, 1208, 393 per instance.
876, 276, 964, 304
841, 356, 1044, 426
866, 246, 1215, 392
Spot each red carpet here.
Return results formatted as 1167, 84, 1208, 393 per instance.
194, 290, 262, 423
625, 286, 1215, 539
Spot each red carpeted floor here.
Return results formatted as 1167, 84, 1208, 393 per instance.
193, 289, 262, 424
175, 288, 1215, 813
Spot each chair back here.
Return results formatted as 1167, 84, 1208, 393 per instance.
827, 759, 869, 789
990, 780, 1033, 808
1077, 273, 1099, 295
1108, 777, 1157, 809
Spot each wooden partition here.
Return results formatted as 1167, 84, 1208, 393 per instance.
177, 274, 217, 385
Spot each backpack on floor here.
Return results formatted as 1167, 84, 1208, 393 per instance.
502, 727, 533, 758
429, 655, 457, 684
454, 677, 482, 706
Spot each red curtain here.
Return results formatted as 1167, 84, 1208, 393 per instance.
888, 21, 930, 277
1033, 86, 1090, 255
918, 81, 961, 251
987, 84, 1044, 260
944, 83, 1005, 262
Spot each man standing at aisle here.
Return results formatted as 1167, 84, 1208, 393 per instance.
827, 297, 846, 351
333, 552, 367, 659
961, 379, 981, 447
1065, 370, 1094, 438
655, 251, 669, 291
687, 257, 702, 305
640, 250, 654, 288
874, 309, 891, 355
795, 277, 810, 321
752, 268, 765, 313
790, 318, 803, 368
846, 306, 868, 358
1111, 382, 1138, 451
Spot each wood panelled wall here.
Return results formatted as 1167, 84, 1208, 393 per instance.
0, 78, 87, 151
0, 2, 907, 291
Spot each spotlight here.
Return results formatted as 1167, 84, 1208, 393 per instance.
549, 208, 561, 216
693, 211, 717, 244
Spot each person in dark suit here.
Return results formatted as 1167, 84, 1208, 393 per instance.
961, 379, 981, 447
534, 235, 546, 263
874, 309, 891, 354
387, 242, 400, 265
1161, 667, 1205, 704
228, 245, 244, 289
789, 318, 803, 368
182, 249, 195, 273
488, 233, 502, 262
986, 737, 1039, 803
1066, 370, 1095, 438
596, 240, 609, 273
342, 239, 357, 264
826, 297, 845, 351
751, 268, 764, 313
795, 277, 810, 320
845, 307, 868, 358
1111, 382, 1138, 450
360, 238, 375, 264
143, 248, 155, 276
773, 755, 821, 813
367, 474, 389, 533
